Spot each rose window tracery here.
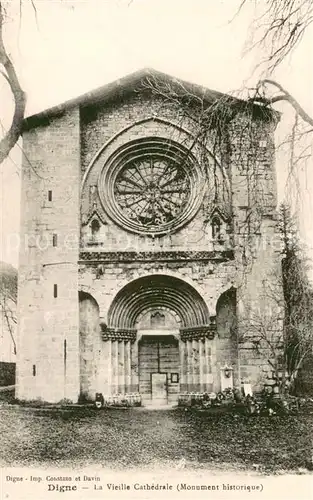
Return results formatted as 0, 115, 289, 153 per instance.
98, 138, 205, 235
114, 156, 191, 228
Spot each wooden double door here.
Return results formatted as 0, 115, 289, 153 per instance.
138, 335, 179, 405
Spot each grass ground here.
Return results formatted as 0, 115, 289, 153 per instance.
0, 397, 312, 473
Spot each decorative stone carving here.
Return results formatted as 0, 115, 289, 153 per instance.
100, 323, 137, 342
205, 206, 232, 246
79, 250, 234, 263
179, 323, 216, 341
81, 209, 108, 247
81, 209, 108, 227
98, 137, 206, 236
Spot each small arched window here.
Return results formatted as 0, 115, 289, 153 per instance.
211, 216, 221, 240
91, 219, 100, 241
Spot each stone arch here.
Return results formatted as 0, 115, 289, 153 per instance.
79, 290, 99, 305
216, 287, 237, 335
114, 268, 209, 304
79, 285, 104, 317
107, 274, 210, 329
215, 287, 238, 382
81, 116, 222, 189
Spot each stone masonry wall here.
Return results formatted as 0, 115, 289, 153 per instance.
17, 109, 81, 403
80, 93, 229, 254
17, 84, 284, 401
79, 91, 283, 393
79, 258, 237, 393
230, 115, 284, 390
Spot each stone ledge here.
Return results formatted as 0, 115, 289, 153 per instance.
79, 250, 234, 264
100, 324, 217, 342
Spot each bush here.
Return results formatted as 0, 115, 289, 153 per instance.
178, 387, 310, 417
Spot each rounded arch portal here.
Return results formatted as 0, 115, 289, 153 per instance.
107, 274, 210, 329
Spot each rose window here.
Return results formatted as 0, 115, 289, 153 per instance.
99, 138, 204, 235
114, 156, 191, 228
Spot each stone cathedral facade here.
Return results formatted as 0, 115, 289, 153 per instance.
16, 69, 283, 404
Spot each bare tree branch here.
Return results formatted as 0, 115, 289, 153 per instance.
239, 0, 313, 74
251, 79, 313, 128
0, 0, 26, 165
1, 297, 17, 354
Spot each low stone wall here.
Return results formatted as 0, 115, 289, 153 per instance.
0, 362, 16, 386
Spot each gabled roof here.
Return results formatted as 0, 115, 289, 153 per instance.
23, 67, 276, 131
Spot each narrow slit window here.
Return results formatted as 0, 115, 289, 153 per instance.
91, 219, 100, 240
48, 190, 53, 202
64, 339, 67, 374
52, 234, 58, 247
32, 364, 36, 376
53, 284, 58, 298
212, 216, 221, 240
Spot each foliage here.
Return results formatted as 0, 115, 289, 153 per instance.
279, 203, 313, 391
238, 203, 313, 397
178, 387, 312, 418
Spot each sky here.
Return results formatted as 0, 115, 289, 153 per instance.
0, 0, 312, 268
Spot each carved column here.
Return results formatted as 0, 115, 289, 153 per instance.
190, 339, 196, 391
179, 340, 187, 392
124, 341, 131, 394
183, 340, 189, 392
199, 339, 205, 392
131, 340, 139, 392
100, 326, 137, 395
186, 340, 193, 391
111, 340, 119, 393
118, 341, 125, 394
204, 337, 212, 391
180, 326, 216, 393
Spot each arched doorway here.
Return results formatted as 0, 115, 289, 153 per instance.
105, 275, 212, 406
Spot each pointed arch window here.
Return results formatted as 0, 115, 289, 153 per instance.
212, 215, 222, 240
